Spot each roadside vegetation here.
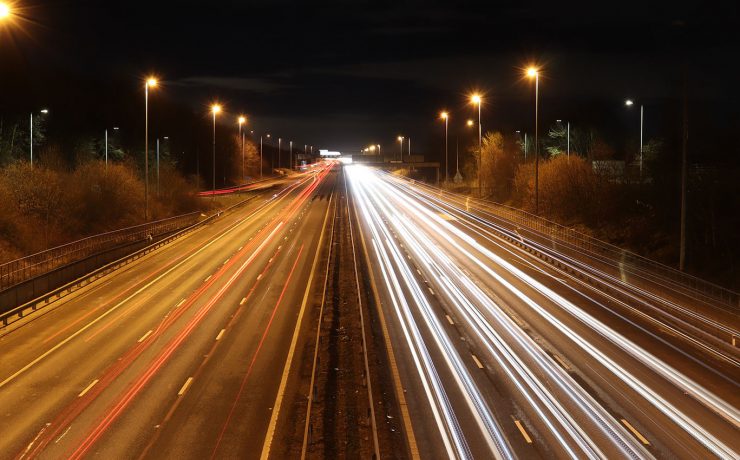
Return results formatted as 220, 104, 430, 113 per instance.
443, 125, 739, 289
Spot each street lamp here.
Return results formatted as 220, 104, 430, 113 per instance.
144, 77, 158, 221
211, 103, 221, 200
440, 111, 449, 182
278, 137, 282, 170
397, 136, 404, 161
556, 119, 570, 159
625, 99, 644, 177
0, 2, 11, 21
470, 93, 482, 196
526, 67, 540, 214
238, 116, 246, 182
289, 140, 293, 170
30, 109, 49, 167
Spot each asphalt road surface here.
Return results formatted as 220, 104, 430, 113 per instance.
345, 164, 739, 460
2, 161, 738, 460
0, 163, 337, 459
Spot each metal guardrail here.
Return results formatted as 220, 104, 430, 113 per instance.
404, 178, 739, 309
0, 190, 266, 327
0, 212, 200, 292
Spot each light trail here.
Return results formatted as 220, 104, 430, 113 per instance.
15, 164, 334, 459
346, 164, 739, 459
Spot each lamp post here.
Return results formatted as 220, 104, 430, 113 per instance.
289, 140, 293, 169
29, 109, 49, 167
470, 94, 482, 196
556, 119, 570, 159
278, 138, 282, 170
238, 116, 246, 182
144, 77, 157, 221
211, 104, 221, 201
0, 2, 11, 20
397, 136, 404, 161
526, 67, 540, 213
440, 111, 449, 182
625, 99, 644, 178
260, 135, 264, 179
156, 138, 160, 196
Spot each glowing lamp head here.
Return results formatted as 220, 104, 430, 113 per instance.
470, 94, 481, 105
238, 116, 246, 125
526, 67, 538, 77
40, 109, 49, 114
0, 3, 11, 19
440, 111, 449, 120
146, 77, 158, 88
211, 104, 222, 114
467, 119, 474, 127
625, 99, 634, 106
397, 136, 404, 142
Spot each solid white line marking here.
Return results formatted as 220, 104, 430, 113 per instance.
78, 379, 99, 397
216, 329, 225, 341
137, 330, 153, 343
428, 287, 435, 296
178, 377, 194, 396
621, 419, 650, 445
240, 297, 247, 305
514, 420, 533, 443
471, 354, 484, 369
445, 315, 454, 325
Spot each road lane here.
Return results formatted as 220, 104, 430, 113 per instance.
0, 164, 337, 459
346, 164, 739, 460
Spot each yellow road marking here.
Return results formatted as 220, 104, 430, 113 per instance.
445, 315, 454, 325
472, 354, 484, 369
621, 419, 650, 445
261, 193, 334, 460
514, 420, 533, 443
355, 207, 419, 458
216, 329, 226, 341
240, 297, 247, 305
137, 330, 153, 343
178, 377, 193, 396
78, 379, 99, 397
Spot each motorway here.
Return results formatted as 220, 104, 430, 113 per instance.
0, 163, 336, 459
346, 165, 739, 460
1, 160, 738, 460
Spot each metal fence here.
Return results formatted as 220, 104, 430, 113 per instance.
407, 179, 739, 309
0, 212, 200, 292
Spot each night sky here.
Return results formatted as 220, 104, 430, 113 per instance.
2, 0, 740, 157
